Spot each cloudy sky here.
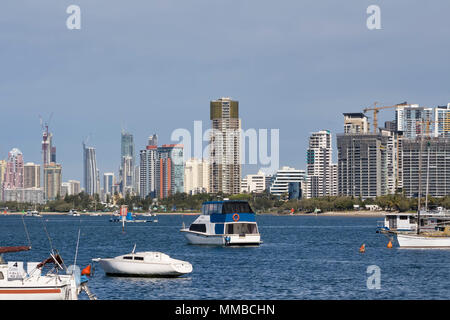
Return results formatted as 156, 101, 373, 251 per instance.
1, 0, 450, 183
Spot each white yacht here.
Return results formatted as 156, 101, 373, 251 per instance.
180, 200, 262, 246
0, 247, 79, 300
93, 246, 192, 277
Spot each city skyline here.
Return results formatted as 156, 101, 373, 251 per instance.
3, 1, 450, 182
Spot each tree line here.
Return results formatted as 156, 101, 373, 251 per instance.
1, 191, 449, 214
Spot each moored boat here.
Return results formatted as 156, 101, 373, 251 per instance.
93, 246, 192, 277
180, 200, 261, 246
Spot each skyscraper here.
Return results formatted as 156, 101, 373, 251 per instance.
209, 97, 241, 195
156, 144, 184, 198
148, 134, 158, 147
103, 173, 115, 195
270, 166, 306, 197
24, 162, 41, 188
120, 131, 135, 194
435, 103, 450, 138
184, 158, 209, 195
140, 145, 158, 199
44, 162, 62, 200
396, 104, 433, 138
306, 130, 335, 198
2, 148, 24, 190
83, 142, 100, 196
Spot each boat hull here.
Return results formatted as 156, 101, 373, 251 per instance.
182, 230, 261, 246
98, 259, 192, 277
397, 234, 450, 248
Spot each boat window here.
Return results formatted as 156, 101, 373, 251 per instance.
123, 256, 133, 260
222, 202, 254, 214
134, 257, 144, 261
0, 272, 3, 280
399, 216, 408, 220
189, 223, 206, 233
226, 223, 258, 234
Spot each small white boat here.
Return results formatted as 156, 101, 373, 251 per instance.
25, 210, 42, 217
397, 233, 450, 248
0, 247, 79, 300
93, 246, 192, 277
69, 210, 80, 217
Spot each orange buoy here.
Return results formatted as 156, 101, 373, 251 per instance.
359, 244, 365, 253
81, 264, 92, 276
387, 240, 393, 249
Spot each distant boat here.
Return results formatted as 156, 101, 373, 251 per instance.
92, 246, 192, 277
68, 210, 80, 217
25, 210, 42, 218
109, 211, 153, 223
180, 200, 262, 246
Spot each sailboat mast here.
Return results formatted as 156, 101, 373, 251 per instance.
417, 121, 424, 235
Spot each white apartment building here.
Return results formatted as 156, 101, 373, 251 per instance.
241, 170, 268, 193
184, 158, 209, 195
270, 166, 306, 197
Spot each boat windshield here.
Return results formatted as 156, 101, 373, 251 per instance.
226, 223, 258, 235
202, 201, 254, 215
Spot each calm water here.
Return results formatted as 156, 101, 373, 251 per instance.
1, 214, 449, 300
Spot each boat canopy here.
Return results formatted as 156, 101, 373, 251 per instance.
202, 201, 254, 215
0, 246, 31, 254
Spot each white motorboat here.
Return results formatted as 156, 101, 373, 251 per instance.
26, 210, 42, 218
180, 200, 262, 246
93, 246, 192, 277
69, 210, 80, 217
0, 247, 79, 300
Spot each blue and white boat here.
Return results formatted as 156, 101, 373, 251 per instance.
180, 200, 261, 246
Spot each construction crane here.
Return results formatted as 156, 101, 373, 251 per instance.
363, 102, 408, 133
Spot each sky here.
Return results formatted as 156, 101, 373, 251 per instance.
1, 0, 450, 183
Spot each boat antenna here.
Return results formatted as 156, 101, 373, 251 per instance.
132, 243, 136, 254
20, 213, 32, 249
73, 220, 82, 267
40, 218, 55, 254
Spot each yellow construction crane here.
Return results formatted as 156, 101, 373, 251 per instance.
363, 101, 408, 133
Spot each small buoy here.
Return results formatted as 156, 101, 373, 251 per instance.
387, 240, 393, 249
359, 244, 365, 253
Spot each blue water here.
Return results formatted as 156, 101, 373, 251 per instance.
1, 214, 449, 300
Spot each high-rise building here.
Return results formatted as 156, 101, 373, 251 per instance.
24, 162, 41, 189
396, 104, 433, 138
2, 148, 24, 190
68, 180, 81, 195
306, 130, 334, 198
343, 113, 369, 134
270, 166, 306, 197
83, 142, 100, 196
435, 103, 450, 138
103, 173, 115, 196
337, 130, 397, 198
120, 131, 135, 194
121, 156, 134, 195
156, 144, 184, 198
140, 145, 158, 199
148, 134, 158, 147
42, 127, 53, 167
44, 162, 62, 200
241, 170, 268, 194
184, 158, 209, 195
401, 137, 450, 198
0, 160, 7, 187
209, 97, 241, 195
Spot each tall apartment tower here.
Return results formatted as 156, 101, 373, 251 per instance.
120, 131, 135, 194
343, 113, 369, 134
306, 130, 335, 198
44, 162, 62, 200
103, 173, 115, 195
435, 103, 450, 138
396, 104, 433, 138
148, 134, 158, 147
24, 162, 41, 188
2, 148, 24, 190
184, 158, 210, 195
209, 97, 241, 195
140, 145, 158, 199
83, 142, 100, 196
156, 144, 184, 198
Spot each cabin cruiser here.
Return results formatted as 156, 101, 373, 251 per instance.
376, 208, 450, 234
25, 210, 42, 217
92, 246, 192, 277
0, 247, 80, 300
180, 200, 262, 246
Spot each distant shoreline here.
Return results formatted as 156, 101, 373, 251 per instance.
1, 210, 388, 217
